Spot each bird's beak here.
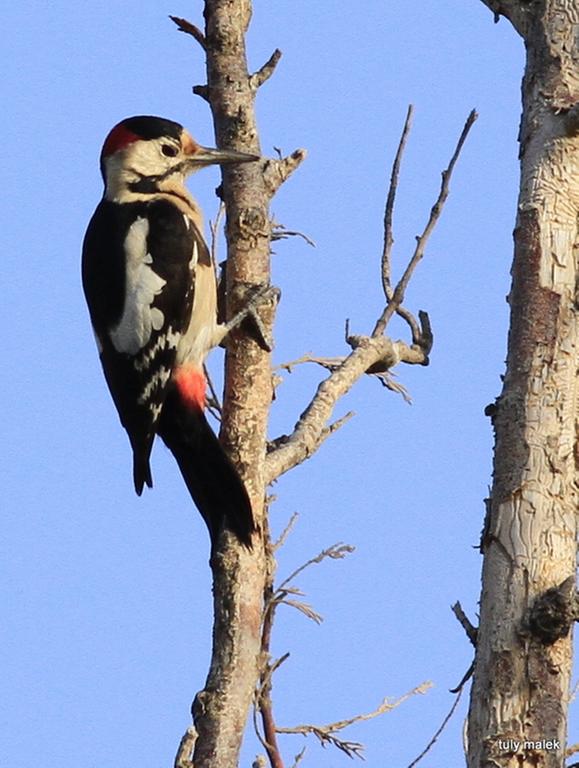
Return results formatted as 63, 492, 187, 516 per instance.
187, 145, 260, 166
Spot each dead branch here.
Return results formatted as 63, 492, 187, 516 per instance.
373, 370, 413, 403
277, 683, 433, 758
266, 111, 474, 484
250, 49, 283, 91
276, 543, 355, 595
450, 662, 475, 695
192, 84, 209, 102
452, 601, 478, 647
288, 747, 306, 768
373, 108, 478, 337
254, 548, 287, 768
381, 104, 414, 299
263, 150, 308, 197
174, 726, 197, 768
169, 15, 207, 49
254, 541, 356, 768
272, 512, 299, 551
276, 354, 344, 373
265, 336, 425, 483
271, 221, 316, 247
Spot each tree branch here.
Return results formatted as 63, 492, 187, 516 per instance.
169, 15, 207, 49
265, 336, 425, 483
250, 49, 283, 91
451, 600, 478, 647
174, 726, 197, 768
406, 688, 464, 768
381, 104, 414, 300
263, 150, 307, 197
266, 110, 474, 483
373, 109, 478, 337
277, 683, 433, 759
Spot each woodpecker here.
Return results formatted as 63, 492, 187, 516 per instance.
82, 115, 259, 547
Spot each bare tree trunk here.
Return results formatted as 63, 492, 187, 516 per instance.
468, 2, 579, 767
170, 3, 301, 767
191, 3, 270, 765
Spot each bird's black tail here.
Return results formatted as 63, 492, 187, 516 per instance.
156, 385, 255, 548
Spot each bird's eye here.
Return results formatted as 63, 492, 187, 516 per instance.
161, 144, 179, 157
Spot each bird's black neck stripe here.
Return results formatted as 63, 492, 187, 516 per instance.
127, 171, 195, 211
128, 162, 191, 189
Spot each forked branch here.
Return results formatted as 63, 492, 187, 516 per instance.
266, 109, 476, 484
276, 683, 433, 759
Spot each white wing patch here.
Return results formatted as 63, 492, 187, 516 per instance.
133, 327, 180, 372
137, 365, 171, 419
109, 218, 167, 355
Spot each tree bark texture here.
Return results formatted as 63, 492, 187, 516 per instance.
468, 3, 578, 767
191, 2, 276, 766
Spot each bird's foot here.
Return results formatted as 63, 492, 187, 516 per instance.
220, 284, 280, 352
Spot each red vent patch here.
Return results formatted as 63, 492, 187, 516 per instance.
174, 367, 206, 411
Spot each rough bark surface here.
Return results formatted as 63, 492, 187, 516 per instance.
191, 2, 275, 767
468, 2, 579, 767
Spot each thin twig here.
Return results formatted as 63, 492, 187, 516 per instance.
174, 726, 197, 768
406, 688, 464, 768
450, 661, 474, 694
381, 104, 414, 300
169, 15, 207, 49
272, 512, 299, 551
452, 601, 478, 646
276, 354, 345, 373
277, 683, 432, 758
288, 747, 306, 768
373, 109, 478, 337
256, 550, 286, 768
203, 364, 222, 420
373, 370, 413, 403
278, 590, 323, 624
255, 542, 357, 766
271, 222, 316, 248
276, 543, 355, 595
250, 49, 283, 91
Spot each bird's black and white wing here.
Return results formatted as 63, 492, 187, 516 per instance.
82, 197, 205, 492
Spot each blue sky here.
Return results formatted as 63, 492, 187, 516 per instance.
2, 2, 540, 766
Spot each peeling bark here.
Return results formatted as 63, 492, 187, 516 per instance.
468, 2, 579, 767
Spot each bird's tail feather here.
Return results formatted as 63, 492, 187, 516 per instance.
157, 386, 255, 547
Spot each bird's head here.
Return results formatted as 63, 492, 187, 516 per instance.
100, 115, 259, 199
